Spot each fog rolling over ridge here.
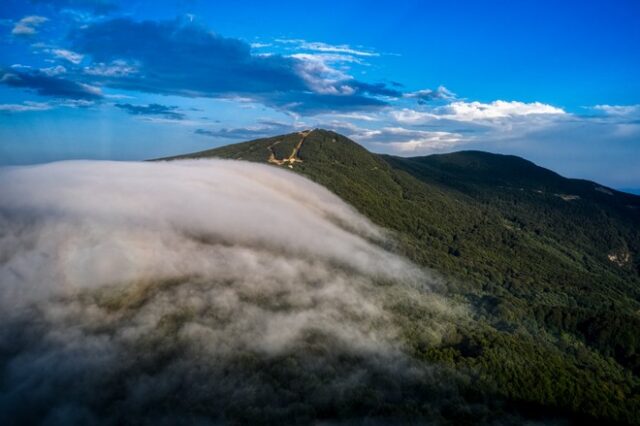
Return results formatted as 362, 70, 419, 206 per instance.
0, 160, 472, 425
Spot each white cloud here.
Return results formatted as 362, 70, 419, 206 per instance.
291, 52, 364, 65
441, 100, 566, 121
9, 63, 32, 70
321, 112, 381, 122
41, 65, 67, 76
277, 38, 378, 57
352, 126, 463, 153
390, 108, 437, 124
250, 42, 272, 49
0, 159, 461, 424
292, 54, 354, 95
299, 41, 379, 57
405, 86, 456, 102
84, 60, 138, 77
392, 100, 565, 125
58, 99, 95, 108
11, 15, 48, 36
593, 104, 640, 116
51, 48, 85, 64
381, 136, 461, 153
79, 82, 103, 97
0, 101, 51, 112
135, 116, 205, 126
0, 160, 421, 305
266, 40, 381, 98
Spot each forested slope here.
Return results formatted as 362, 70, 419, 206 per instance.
166, 129, 640, 424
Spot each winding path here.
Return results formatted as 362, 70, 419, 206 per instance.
267, 129, 312, 168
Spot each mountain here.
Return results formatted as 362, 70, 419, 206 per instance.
164, 129, 640, 424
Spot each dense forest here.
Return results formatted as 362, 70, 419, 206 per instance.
167, 129, 640, 424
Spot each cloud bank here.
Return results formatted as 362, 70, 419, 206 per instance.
0, 159, 472, 424
55, 18, 399, 114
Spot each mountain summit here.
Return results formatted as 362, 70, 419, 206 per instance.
166, 128, 366, 165
165, 129, 640, 424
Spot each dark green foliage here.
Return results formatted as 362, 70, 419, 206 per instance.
166, 129, 640, 424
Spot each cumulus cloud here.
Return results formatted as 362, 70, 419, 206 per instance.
0, 160, 469, 424
115, 103, 185, 120
4, 17, 409, 116
290, 53, 354, 95
392, 100, 565, 124
68, 18, 304, 94
352, 127, 464, 154
62, 18, 399, 114
11, 15, 48, 36
441, 100, 566, 121
0, 68, 102, 100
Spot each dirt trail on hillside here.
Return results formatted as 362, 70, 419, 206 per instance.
268, 130, 311, 168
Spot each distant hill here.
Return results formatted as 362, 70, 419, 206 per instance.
163, 129, 640, 424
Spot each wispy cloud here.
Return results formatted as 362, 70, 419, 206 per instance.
593, 104, 640, 117
0, 101, 52, 112
195, 121, 298, 139
84, 60, 138, 77
250, 42, 272, 49
404, 86, 456, 104
51, 48, 84, 64
40, 65, 67, 76
298, 41, 379, 57
115, 103, 185, 120
11, 16, 48, 36
276, 39, 379, 57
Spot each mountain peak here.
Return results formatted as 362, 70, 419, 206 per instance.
161, 128, 371, 168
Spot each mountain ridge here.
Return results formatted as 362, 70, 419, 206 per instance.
164, 128, 634, 198
162, 128, 640, 424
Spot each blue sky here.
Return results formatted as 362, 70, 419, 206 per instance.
1, 0, 639, 190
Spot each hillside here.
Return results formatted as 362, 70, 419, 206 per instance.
164, 129, 640, 424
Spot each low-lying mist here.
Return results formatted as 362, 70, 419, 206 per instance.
0, 160, 501, 424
